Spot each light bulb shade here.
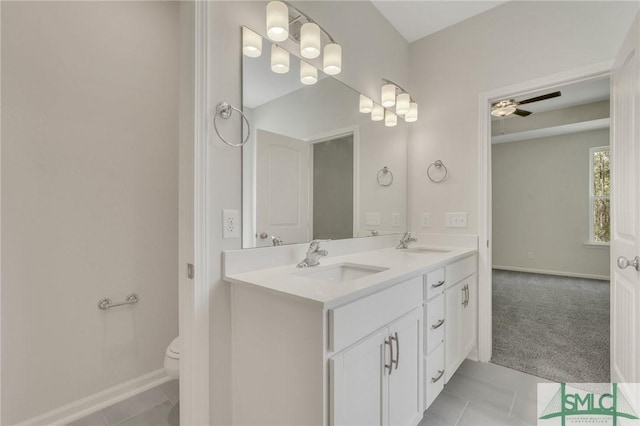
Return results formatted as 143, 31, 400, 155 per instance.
385, 110, 397, 127
371, 103, 384, 121
396, 93, 410, 115
242, 27, 262, 58
300, 23, 321, 59
381, 84, 396, 108
405, 102, 418, 122
266, 1, 289, 42
323, 43, 342, 75
300, 61, 317, 85
359, 95, 373, 113
271, 44, 289, 74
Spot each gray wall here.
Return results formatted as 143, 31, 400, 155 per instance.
1, 2, 179, 423
492, 129, 610, 279
313, 136, 354, 240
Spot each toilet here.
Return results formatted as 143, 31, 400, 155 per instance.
164, 337, 180, 379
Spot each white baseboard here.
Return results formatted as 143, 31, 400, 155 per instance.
16, 369, 171, 426
492, 265, 610, 281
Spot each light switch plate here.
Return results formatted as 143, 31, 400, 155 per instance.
222, 209, 240, 239
445, 212, 467, 228
391, 213, 401, 227
421, 213, 430, 228
365, 212, 381, 226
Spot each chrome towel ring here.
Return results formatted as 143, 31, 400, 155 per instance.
377, 166, 394, 186
427, 160, 448, 183
213, 102, 251, 147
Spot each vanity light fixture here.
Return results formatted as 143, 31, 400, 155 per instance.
359, 95, 373, 113
371, 103, 384, 121
405, 102, 418, 122
300, 61, 317, 85
242, 27, 262, 58
271, 44, 289, 74
385, 110, 397, 127
266, 1, 289, 42
381, 78, 418, 123
300, 23, 321, 59
323, 43, 342, 75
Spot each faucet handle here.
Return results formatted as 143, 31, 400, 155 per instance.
308, 239, 330, 253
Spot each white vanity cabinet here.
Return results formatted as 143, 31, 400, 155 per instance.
444, 255, 478, 383
331, 308, 423, 426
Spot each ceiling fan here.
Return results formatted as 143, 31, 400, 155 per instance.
491, 91, 562, 117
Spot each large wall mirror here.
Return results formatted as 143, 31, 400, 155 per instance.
241, 27, 408, 248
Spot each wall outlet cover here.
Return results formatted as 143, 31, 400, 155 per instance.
222, 209, 241, 239
365, 212, 381, 226
421, 213, 430, 228
391, 213, 401, 227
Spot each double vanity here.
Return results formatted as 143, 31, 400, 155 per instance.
224, 233, 478, 426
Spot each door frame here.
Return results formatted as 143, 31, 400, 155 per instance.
476, 61, 613, 362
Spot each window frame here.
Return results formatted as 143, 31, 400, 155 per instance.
588, 145, 610, 245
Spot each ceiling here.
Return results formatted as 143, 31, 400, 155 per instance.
371, 1, 509, 43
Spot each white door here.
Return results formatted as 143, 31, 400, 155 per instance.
611, 12, 640, 388
330, 329, 389, 426
388, 309, 423, 426
256, 129, 311, 247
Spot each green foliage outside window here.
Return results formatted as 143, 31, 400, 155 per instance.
592, 149, 610, 243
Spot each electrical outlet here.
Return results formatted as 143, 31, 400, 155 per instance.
445, 212, 467, 228
421, 213, 430, 228
365, 212, 381, 226
527, 251, 535, 259
222, 209, 240, 239
391, 213, 401, 227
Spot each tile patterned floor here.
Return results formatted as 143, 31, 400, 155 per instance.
68, 380, 179, 426
420, 359, 553, 426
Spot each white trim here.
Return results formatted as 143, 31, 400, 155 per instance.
16, 370, 170, 426
491, 118, 610, 144
478, 60, 612, 363
493, 265, 610, 281
588, 145, 611, 244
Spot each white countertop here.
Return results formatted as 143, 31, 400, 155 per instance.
224, 245, 477, 308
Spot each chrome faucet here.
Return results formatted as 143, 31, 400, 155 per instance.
297, 240, 329, 268
271, 235, 283, 246
396, 232, 417, 249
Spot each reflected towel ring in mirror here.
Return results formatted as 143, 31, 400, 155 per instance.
213, 102, 251, 147
377, 166, 394, 186
427, 160, 448, 183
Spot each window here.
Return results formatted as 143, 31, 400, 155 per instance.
589, 146, 610, 244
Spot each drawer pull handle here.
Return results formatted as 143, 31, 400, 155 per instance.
431, 280, 445, 289
385, 338, 394, 375
431, 319, 445, 330
391, 332, 399, 370
431, 369, 445, 383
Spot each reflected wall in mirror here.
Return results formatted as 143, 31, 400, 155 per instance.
242, 27, 408, 248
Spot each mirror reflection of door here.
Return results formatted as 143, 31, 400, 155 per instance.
256, 129, 311, 248
312, 134, 354, 240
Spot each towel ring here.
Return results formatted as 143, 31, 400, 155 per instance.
427, 160, 448, 183
377, 166, 394, 186
213, 102, 251, 147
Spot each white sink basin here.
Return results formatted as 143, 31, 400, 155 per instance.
295, 263, 389, 283
401, 247, 452, 254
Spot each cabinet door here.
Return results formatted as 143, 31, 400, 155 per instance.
444, 281, 462, 383
389, 309, 423, 426
331, 329, 389, 426
461, 274, 477, 359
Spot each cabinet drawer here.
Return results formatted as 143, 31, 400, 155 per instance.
329, 276, 422, 353
425, 343, 445, 409
424, 294, 444, 355
424, 268, 445, 300
445, 255, 477, 288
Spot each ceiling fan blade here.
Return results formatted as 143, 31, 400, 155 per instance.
517, 91, 561, 105
513, 109, 532, 117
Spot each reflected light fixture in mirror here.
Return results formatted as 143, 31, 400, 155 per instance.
266, 1, 289, 42
381, 83, 396, 107
300, 23, 321, 59
271, 44, 289, 74
371, 103, 384, 121
359, 95, 373, 113
300, 61, 318, 85
385, 110, 397, 127
243, 27, 262, 58
405, 102, 418, 122
323, 43, 342, 75
396, 93, 410, 115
